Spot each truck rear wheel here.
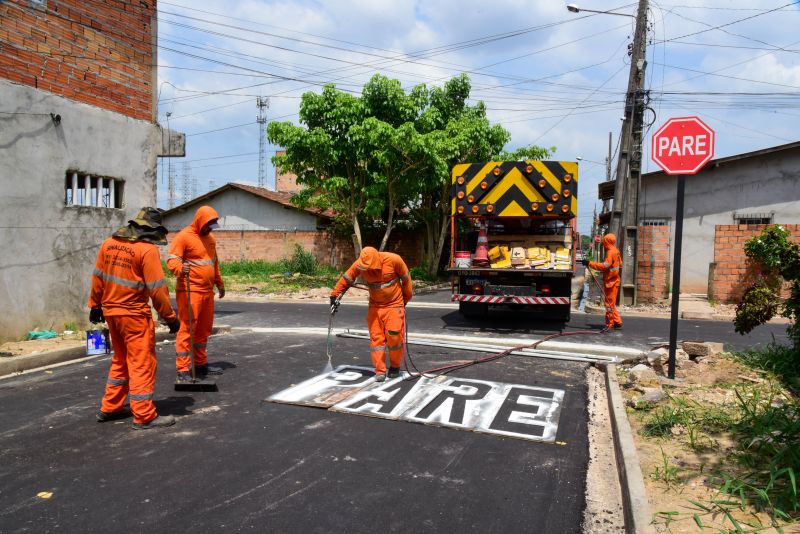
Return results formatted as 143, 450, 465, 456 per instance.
459, 301, 488, 318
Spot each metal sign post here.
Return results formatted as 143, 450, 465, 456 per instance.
651, 116, 715, 379
667, 175, 685, 379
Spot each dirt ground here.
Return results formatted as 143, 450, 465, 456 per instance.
621, 354, 797, 533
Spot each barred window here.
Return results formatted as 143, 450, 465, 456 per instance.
641, 219, 668, 226
64, 172, 124, 209
733, 212, 772, 225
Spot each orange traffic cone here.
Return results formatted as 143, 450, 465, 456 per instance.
473, 219, 490, 267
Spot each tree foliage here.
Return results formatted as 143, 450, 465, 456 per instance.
268, 73, 550, 272
735, 225, 800, 348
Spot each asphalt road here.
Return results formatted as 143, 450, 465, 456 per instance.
215, 289, 787, 352
0, 329, 590, 533
0, 292, 784, 532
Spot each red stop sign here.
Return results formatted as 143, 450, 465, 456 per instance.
651, 116, 715, 175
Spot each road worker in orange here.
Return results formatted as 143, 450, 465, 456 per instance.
90, 207, 180, 430
586, 233, 623, 330
330, 246, 413, 381
167, 205, 226, 382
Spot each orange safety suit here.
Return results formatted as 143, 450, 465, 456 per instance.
167, 206, 225, 372
331, 247, 413, 375
588, 233, 622, 329
89, 237, 176, 425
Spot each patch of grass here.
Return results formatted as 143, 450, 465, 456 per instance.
733, 341, 800, 394
650, 448, 681, 487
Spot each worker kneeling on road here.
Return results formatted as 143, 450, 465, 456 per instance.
167, 205, 226, 383
585, 233, 623, 330
89, 207, 180, 430
330, 247, 413, 382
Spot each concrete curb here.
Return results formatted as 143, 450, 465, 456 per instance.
604, 363, 654, 534
0, 325, 232, 378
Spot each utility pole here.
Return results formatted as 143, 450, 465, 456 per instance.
256, 97, 270, 189
609, 0, 649, 306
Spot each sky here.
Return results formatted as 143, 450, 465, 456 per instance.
154, 0, 800, 234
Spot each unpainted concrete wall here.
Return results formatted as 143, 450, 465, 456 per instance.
640, 149, 800, 293
162, 188, 323, 232
0, 80, 160, 341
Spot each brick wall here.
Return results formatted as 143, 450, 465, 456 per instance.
710, 224, 800, 303
636, 224, 671, 303
0, 0, 156, 120
163, 228, 425, 269
274, 151, 301, 193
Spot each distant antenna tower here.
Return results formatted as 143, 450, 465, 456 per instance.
168, 170, 176, 208
166, 112, 175, 208
256, 96, 270, 189
181, 161, 195, 203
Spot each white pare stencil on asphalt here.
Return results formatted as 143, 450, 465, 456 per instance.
267, 365, 565, 443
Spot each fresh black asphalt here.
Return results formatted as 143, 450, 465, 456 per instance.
0, 290, 784, 532
215, 289, 788, 352
0, 326, 589, 533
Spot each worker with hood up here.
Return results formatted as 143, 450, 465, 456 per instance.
330, 246, 413, 382
585, 233, 623, 330
90, 207, 180, 429
167, 205, 226, 382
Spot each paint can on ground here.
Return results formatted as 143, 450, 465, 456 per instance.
455, 251, 472, 268
86, 329, 111, 356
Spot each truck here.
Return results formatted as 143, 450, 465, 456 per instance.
449, 160, 579, 321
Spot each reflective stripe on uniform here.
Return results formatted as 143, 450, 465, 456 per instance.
193, 343, 206, 349
603, 261, 610, 269
107, 378, 128, 386
129, 391, 154, 401
387, 343, 404, 351
144, 278, 167, 290
400, 273, 410, 282
169, 254, 216, 266
93, 268, 145, 290
342, 273, 354, 284
609, 267, 620, 271
366, 277, 400, 289
370, 346, 386, 353
175, 351, 190, 357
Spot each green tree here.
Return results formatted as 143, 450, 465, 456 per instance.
268, 73, 551, 273
268, 85, 371, 252
734, 225, 800, 347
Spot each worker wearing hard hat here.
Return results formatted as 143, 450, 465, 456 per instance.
330, 247, 413, 381
90, 207, 180, 429
167, 206, 226, 383
585, 233, 623, 330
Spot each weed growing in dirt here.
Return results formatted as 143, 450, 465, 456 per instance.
650, 448, 681, 487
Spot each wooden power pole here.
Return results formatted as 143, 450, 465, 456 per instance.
608, 0, 649, 305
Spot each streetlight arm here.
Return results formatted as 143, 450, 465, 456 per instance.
565, 4, 635, 17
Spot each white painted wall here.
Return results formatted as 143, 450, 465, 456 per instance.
162, 188, 322, 232
640, 148, 800, 293
0, 80, 162, 341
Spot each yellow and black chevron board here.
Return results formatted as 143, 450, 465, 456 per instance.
451, 160, 578, 218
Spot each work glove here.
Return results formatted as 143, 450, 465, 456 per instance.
330, 296, 340, 315
217, 285, 226, 299
167, 318, 181, 334
89, 308, 104, 324
582, 258, 589, 267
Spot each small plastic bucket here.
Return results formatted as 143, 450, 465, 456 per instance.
454, 251, 472, 268
86, 329, 111, 356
